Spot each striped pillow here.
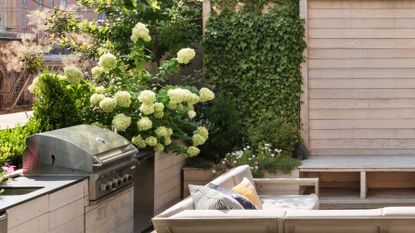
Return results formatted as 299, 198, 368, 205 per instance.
189, 185, 244, 210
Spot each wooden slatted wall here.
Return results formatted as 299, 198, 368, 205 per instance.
307, 0, 415, 156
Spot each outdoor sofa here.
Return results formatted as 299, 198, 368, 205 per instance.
152, 165, 415, 233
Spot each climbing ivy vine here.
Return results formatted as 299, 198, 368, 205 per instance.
204, 1, 306, 136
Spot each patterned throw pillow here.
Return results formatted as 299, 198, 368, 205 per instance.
216, 186, 257, 210
189, 185, 244, 210
232, 177, 263, 209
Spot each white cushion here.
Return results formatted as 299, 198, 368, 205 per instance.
170, 209, 286, 219
285, 208, 383, 219
261, 194, 319, 210
383, 207, 415, 217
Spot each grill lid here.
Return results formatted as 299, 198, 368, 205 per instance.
41, 124, 130, 156
23, 124, 137, 174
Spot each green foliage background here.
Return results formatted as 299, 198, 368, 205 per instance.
204, 1, 306, 136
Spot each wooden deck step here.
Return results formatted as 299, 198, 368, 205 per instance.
299, 155, 415, 209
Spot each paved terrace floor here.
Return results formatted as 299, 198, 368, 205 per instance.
0, 111, 32, 129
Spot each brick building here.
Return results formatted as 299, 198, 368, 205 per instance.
0, 0, 96, 113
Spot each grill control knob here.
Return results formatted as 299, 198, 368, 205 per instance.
112, 179, 118, 188
117, 178, 122, 185
127, 174, 132, 181
100, 183, 107, 191
123, 175, 128, 182
107, 181, 113, 189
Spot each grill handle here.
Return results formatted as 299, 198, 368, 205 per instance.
92, 150, 136, 167
92, 156, 103, 167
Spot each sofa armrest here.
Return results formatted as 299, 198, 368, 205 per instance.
253, 178, 319, 195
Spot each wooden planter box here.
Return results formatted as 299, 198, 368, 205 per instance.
154, 152, 186, 215
182, 167, 215, 198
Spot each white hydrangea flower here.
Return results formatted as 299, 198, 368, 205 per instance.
155, 127, 168, 138
187, 110, 196, 119
164, 137, 172, 146
90, 94, 105, 106
155, 143, 164, 152
199, 88, 215, 102
132, 135, 146, 148
112, 113, 132, 132
145, 136, 157, 146
139, 103, 155, 115
99, 53, 117, 71
194, 127, 209, 139
167, 88, 194, 104
154, 102, 164, 112
138, 90, 156, 104
137, 117, 152, 131
95, 86, 106, 94
99, 97, 117, 113
177, 48, 196, 64
91, 66, 105, 76
28, 77, 39, 94
154, 111, 164, 119
192, 134, 206, 146
91, 122, 105, 128
187, 146, 200, 157
131, 22, 151, 43
114, 91, 132, 108
64, 66, 84, 85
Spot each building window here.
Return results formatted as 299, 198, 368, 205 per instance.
21, 0, 28, 5
61, 0, 67, 9
0, 14, 3, 31
98, 13, 106, 22
38, 0, 43, 9
22, 15, 29, 30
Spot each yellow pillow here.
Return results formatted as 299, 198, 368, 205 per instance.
232, 177, 262, 209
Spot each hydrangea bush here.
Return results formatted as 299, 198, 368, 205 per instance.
29, 22, 214, 157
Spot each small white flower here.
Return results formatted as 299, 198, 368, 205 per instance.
255, 166, 259, 170
212, 169, 216, 174
271, 153, 275, 157
233, 161, 236, 164
222, 161, 226, 164
247, 146, 250, 149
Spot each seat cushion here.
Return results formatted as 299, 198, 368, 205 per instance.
232, 177, 263, 209
189, 185, 244, 210
260, 194, 319, 210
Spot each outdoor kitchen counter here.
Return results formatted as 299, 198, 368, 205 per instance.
0, 175, 88, 212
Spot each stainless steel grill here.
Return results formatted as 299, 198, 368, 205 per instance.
23, 124, 138, 201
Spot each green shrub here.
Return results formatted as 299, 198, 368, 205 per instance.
32, 72, 82, 132
248, 113, 301, 158
0, 119, 40, 167
204, 3, 305, 136
196, 93, 244, 163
